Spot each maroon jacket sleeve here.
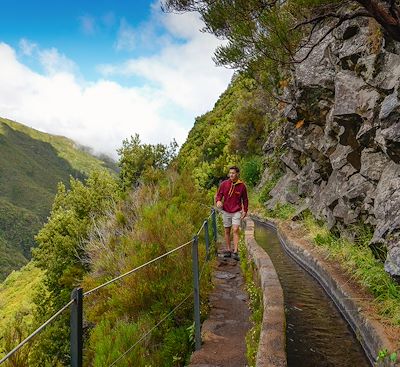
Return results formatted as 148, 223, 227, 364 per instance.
215, 182, 224, 202
242, 185, 248, 213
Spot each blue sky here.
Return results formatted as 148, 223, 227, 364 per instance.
1, 0, 154, 79
0, 0, 233, 157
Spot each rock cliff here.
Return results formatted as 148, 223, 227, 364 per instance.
263, 17, 400, 277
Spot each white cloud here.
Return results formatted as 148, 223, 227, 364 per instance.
160, 7, 203, 39
0, 6, 233, 160
115, 19, 136, 51
0, 43, 186, 158
101, 10, 233, 116
19, 38, 37, 56
38, 48, 76, 75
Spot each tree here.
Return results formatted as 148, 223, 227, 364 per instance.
30, 170, 118, 366
355, 0, 400, 41
118, 134, 178, 190
162, 0, 400, 75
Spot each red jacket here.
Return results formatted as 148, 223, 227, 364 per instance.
216, 179, 248, 213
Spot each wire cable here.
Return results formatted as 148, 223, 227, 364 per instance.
196, 220, 207, 236
1, 210, 216, 364
199, 258, 209, 281
85, 211, 214, 296
108, 293, 193, 367
84, 240, 193, 297
0, 299, 74, 364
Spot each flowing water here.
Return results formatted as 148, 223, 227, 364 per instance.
254, 221, 371, 367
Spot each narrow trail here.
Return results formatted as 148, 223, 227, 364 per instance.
189, 248, 251, 367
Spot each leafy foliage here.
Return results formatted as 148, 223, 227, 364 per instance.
1, 128, 213, 366
27, 170, 119, 365
0, 263, 43, 334
164, 0, 344, 87
177, 75, 269, 189
81, 171, 211, 367
118, 134, 178, 190
240, 156, 264, 187
33, 171, 119, 304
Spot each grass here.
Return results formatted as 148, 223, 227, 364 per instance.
249, 186, 400, 326
265, 203, 296, 220
239, 237, 263, 367
247, 187, 264, 213
300, 211, 400, 326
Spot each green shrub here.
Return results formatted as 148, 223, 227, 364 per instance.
87, 318, 151, 367
81, 171, 212, 366
159, 325, 194, 366
241, 156, 263, 187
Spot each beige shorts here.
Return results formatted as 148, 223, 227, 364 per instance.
222, 211, 241, 227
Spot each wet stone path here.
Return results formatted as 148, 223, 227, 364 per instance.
189, 250, 251, 367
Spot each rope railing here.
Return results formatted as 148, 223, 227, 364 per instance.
0, 299, 74, 364
84, 239, 193, 297
108, 292, 193, 367
0, 207, 219, 366
196, 220, 207, 236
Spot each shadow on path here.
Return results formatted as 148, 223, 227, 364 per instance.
189, 248, 251, 367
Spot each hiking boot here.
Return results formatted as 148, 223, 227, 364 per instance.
232, 252, 240, 261
223, 250, 232, 258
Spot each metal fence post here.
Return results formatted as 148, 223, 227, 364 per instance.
204, 220, 210, 260
70, 287, 83, 367
211, 208, 217, 242
192, 235, 201, 350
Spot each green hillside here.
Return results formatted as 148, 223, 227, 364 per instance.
177, 75, 267, 190
0, 262, 43, 334
0, 117, 117, 280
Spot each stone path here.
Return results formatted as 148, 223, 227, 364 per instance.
189, 250, 251, 367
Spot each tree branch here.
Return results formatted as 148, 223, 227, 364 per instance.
355, 0, 400, 41
293, 9, 372, 64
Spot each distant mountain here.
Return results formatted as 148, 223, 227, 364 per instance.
0, 117, 118, 280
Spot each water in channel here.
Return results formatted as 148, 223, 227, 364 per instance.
254, 221, 371, 367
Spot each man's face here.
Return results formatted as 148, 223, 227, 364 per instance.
228, 169, 238, 181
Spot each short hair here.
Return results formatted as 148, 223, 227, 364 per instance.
229, 166, 240, 173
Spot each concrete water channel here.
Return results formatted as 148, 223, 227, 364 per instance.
254, 220, 371, 367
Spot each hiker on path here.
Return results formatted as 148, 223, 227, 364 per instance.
215, 166, 248, 261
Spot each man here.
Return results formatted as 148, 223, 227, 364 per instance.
215, 166, 248, 261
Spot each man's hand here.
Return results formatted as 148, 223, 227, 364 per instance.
216, 201, 223, 208
241, 211, 247, 220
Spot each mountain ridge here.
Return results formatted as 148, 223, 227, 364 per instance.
0, 116, 117, 279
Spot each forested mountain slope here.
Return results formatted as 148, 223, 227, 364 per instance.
0, 117, 116, 279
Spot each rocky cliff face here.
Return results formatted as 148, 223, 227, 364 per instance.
263, 17, 400, 277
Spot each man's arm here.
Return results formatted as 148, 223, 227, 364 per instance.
241, 185, 248, 218
215, 183, 224, 208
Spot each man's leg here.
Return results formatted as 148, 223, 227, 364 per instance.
232, 212, 241, 260
224, 226, 232, 251
232, 225, 240, 253
222, 211, 232, 253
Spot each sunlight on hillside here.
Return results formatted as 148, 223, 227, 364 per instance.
0, 262, 43, 332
